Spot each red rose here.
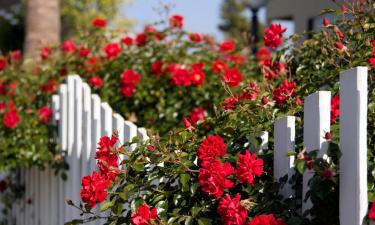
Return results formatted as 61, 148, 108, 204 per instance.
136, 33, 147, 47
272, 80, 296, 105
40, 47, 51, 60
335, 41, 345, 50
169, 14, 183, 28
61, 40, 76, 53
78, 47, 91, 57
105, 42, 121, 60
341, 4, 347, 12
144, 25, 156, 34
183, 117, 192, 129
121, 36, 133, 46
220, 40, 235, 52
262, 60, 286, 80
223, 96, 238, 110
240, 82, 260, 101
296, 98, 303, 106
189, 106, 205, 125
369, 57, 375, 68
236, 151, 263, 185
150, 60, 164, 76
10, 50, 21, 61
92, 17, 107, 28
89, 76, 103, 88
38, 106, 52, 123
189, 32, 203, 43
3, 110, 20, 129
256, 47, 271, 64
261, 96, 269, 105
264, 24, 287, 49
120, 69, 141, 97
337, 31, 344, 40
226, 54, 247, 65
190, 63, 205, 86
80, 171, 110, 208
212, 60, 227, 74
217, 194, 248, 225
369, 201, 375, 220
323, 18, 330, 26
331, 95, 340, 124
197, 135, 226, 161
96, 135, 119, 181
171, 68, 191, 86
130, 203, 157, 225
198, 159, 234, 199
41, 79, 58, 94
0, 58, 6, 71
323, 169, 333, 179
222, 68, 243, 87
248, 214, 286, 225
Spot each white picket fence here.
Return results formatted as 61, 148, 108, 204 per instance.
0, 66, 369, 225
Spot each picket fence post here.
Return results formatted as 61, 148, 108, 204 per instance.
302, 91, 331, 214
339, 67, 368, 225
274, 116, 295, 198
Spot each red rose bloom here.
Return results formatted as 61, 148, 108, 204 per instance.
78, 47, 91, 57
189, 32, 203, 43
121, 36, 133, 46
136, 33, 147, 47
89, 76, 103, 88
61, 40, 76, 53
144, 25, 156, 34
197, 135, 226, 161
236, 151, 263, 185
151, 60, 164, 76
256, 47, 271, 64
3, 110, 20, 129
335, 41, 345, 50
323, 18, 330, 27
190, 63, 205, 86
220, 40, 235, 52
41, 79, 58, 94
198, 159, 234, 199
40, 47, 51, 60
130, 203, 158, 225
262, 60, 286, 80
369, 201, 375, 220
105, 42, 121, 60
368, 57, 375, 68
171, 68, 191, 86
261, 96, 270, 105
189, 106, 205, 125
247, 214, 286, 225
10, 50, 21, 62
240, 82, 260, 101
226, 54, 247, 65
331, 95, 340, 124
96, 135, 119, 181
222, 68, 243, 87
169, 14, 183, 28
80, 171, 110, 208
223, 96, 238, 110
0, 58, 6, 71
272, 80, 296, 105
183, 117, 192, 129
38, 106, 52, 123
264, 24, 287, 49
212, 60, 227, 74
92, 17, 107, 28
120, 69, 141, 97
217, 194, 248, 225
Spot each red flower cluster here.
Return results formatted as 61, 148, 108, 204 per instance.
241, 82, 260, 101
10, 50, 21, 62
120, 69, 141, 97
262, 60, 286, 80
256, 47, 271, 64
236, 151, 263, 185
212, 60, 227, 75
170, 64, 206, 87
150, 60, 164, 76
105, 42, 121, 60
136, 33, 147, 46
61, 40, 76, 54
96, 135, 119, 181
368, 40, 375, 68
217, 194, 248, 225
89, 76, 103, 88
38, 106, 52, 123
197, 135, 227, 161
80, 171, 110, 208
220, 40, 235, 52
92, 17, 107, 28
272, 80, 297, 105
198, 159, 234, 199
130, 203, 158, 225
40, 47, 51, 60
330, 95, 340, 124
3, 101, 20, 129
223, 96, 238, 111
248, 214, 286, 225
171, 68, 191, 86
190, 63, 205, 86
264, 24, 287, 49
0, 58, 6, 71
41, 79, 58, 94
121, 36, 133, 46
169, 15, 183, 28
189, 32, 203, 43
369, 201, 375, 220
222, 68, 243, 87
188, 106, 205, 125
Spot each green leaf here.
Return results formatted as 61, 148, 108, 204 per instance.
295, 159, 306, 174
180, 173, 190, 192
197, 218, 212, 225
100, 201, 114, 212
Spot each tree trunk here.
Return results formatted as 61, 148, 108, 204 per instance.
24, 0, 60, 59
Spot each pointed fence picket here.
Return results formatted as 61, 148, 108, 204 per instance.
2, 67, 369, 225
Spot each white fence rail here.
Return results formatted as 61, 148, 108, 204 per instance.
1, 67, 369, 225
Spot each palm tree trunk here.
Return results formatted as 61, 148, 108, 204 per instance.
24, 0, 60, 59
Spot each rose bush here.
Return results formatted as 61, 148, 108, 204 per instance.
66, 1, 375, 225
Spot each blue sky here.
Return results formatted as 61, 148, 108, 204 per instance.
121, 0, 267, 41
